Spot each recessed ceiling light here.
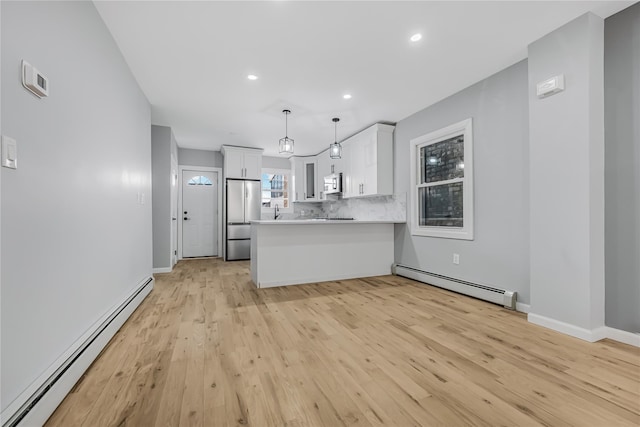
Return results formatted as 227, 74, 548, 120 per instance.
343, 94, 352, 100
410, 33, 422, 42
247, 74, 258, 80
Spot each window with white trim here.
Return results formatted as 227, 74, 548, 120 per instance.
261, 168, 293, 212
410, 118, 474, 240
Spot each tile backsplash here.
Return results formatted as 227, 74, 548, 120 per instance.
291, 193, 407, 221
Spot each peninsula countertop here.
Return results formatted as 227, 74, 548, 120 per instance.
251, 219, 405, 225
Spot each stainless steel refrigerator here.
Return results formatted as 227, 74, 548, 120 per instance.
225, 178, 261, 260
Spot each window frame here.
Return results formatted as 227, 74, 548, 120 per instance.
409, 118, 474, 240
260, 168, 293, 213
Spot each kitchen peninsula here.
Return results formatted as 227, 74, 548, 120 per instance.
250, 219, 402, 288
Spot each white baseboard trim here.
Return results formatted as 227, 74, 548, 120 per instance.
528, 313, 604, 342
515, 302, 530, 313
603, 327, 640, 347
528, 313, 639, 347
1, 277, 154, 427
153, 267, 172, 274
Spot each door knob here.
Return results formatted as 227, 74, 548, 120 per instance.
172, 217, 177, 221
184, 211, 188, 214
184, 217, 189, 220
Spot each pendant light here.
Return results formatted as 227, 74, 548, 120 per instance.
329, 117, 341, 159
279, 109, 294, 154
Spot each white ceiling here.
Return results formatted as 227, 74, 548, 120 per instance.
94, 1, 633, 157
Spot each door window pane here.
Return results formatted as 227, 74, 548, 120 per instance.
187, 175, 213, 185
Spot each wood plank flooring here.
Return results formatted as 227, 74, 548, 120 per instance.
46, 258, 640, 426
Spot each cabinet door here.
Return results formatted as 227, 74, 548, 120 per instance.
316, 152, 330, 200
225, 150, 244, 178
330, 155, 344, 175
291, 157, 305, 202
349, 136, 365, 197
304, 158, 317, 200
361, 130, 378, 196
243, 151, 262, 180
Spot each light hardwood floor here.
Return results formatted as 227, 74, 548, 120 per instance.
46, 258, 640, 426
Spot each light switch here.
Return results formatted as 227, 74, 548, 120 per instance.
2, 135, 18, 169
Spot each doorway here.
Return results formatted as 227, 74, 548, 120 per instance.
170, 155, 178, 266
179, 167, 221, 258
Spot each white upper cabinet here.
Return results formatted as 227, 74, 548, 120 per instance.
316, 151, 330, 200
291, 123, 394, 202
304, 157, 318, 201
221, 145, 263, 179
343, 124, 394, 198
291, 156, 319, 201
316, 150, 345, 200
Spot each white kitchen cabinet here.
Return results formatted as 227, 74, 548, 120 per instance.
291, 156, 319, 201
316, 150, 346, 200
343, 124, 394, 198
316, 150, 330, 200
221, 145, 263, 179
303, 157, 318, 200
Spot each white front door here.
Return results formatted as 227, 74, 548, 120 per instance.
182, 170, 217, 258
171, 156, 178, 265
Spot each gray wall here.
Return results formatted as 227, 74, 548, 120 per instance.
604, 3, 640, 333
177, 148, 289, 174
1, 1, 152, 412
151, 125, 177, 269
178, 147, 222, 168
528, 13, 605, 331
263, 155, 291, 170
394, 60, 530, 304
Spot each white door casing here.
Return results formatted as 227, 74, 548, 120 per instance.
178, 166, 223, 260
170, 155, 178, 266
182, 169, 217, 258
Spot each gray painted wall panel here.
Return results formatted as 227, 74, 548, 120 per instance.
178, 148, 223, 168
263, 155, 291, 170
152, 125, 172, 269
394, 60, 530, 304
604, 3, 640, 332
1, 1, 152, 411
528, 13, 605, 330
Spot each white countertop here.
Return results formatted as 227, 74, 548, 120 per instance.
252, 219, 404, 225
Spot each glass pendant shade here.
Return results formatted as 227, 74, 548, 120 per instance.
279, 109, 294, 154
279, 136, 294, 154
329, 117, 341, 159
329, 141, 341, 159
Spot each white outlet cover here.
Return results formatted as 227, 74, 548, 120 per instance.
2, 135, 18, 169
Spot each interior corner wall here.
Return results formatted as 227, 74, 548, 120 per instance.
178, 148, 223, 168
152, 125, 172, 269
1, 0, 152, 414
394, 59, 531, 304
604, 3, 640, 333
528, 13, 605, 332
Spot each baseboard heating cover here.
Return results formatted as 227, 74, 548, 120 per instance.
392, 264, 516, 310
2, 277, 154, 427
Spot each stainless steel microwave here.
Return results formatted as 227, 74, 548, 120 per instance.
324, 173, 343, 195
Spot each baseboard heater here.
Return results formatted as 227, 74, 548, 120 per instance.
3, 277, 154, 427
392, 264, 516, 310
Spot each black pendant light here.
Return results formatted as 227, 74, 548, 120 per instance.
279, 109, 294, 154
329, 117, 341, 159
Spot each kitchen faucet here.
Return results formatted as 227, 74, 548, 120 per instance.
274, 204, 280, 220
